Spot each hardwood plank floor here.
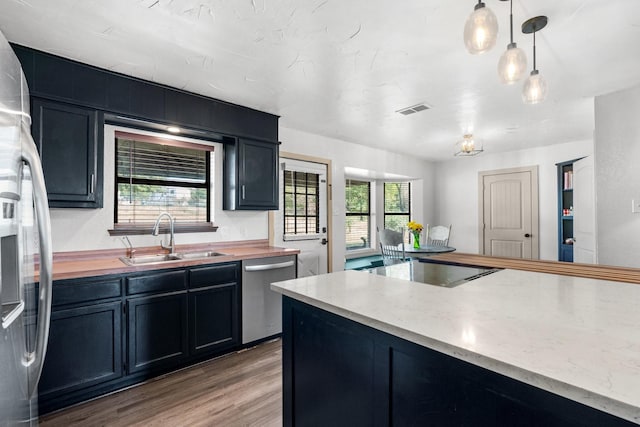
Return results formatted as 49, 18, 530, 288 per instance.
40, 339, 282, 427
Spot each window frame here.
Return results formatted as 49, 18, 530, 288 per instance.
109, 130, 217, 236
283, 169, 321, 239
345, 179, 373, 252
383, 181, 411, 234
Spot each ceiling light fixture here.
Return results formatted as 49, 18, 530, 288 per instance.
167, 126, 181, 133
521, 16, 549, 104
497, 0, 527, 84
455, 134, 484, 156
463, 1, 499, 55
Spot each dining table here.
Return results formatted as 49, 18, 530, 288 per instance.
404, 244, 456, 257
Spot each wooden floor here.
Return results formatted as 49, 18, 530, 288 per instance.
40, 339, 282, 427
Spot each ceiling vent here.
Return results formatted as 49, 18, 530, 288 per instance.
397, 103, 431, 116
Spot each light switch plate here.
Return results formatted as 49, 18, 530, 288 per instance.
632, 199, 640, 213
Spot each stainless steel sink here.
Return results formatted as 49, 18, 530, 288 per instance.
119, 251, 226, 266
176, 251, 224, 260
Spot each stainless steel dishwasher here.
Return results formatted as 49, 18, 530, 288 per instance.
242, 255, 296, 344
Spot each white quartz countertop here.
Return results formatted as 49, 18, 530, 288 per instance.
271, 268, 640, 424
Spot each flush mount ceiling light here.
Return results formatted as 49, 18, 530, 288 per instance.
167, 126, 181, 133
521, 16, 549, 104
463, 1, 499, 55
455, 134, 484, 156
497, 0, 527, 84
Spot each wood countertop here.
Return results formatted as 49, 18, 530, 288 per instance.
46, 240, 299, 281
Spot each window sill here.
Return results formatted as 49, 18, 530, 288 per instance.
108, 223, 219, 236
345, 248, 378, 258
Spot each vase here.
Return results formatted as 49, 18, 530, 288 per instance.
412, 232, 420, 249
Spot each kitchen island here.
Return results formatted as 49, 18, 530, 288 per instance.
271, 266, 640, 426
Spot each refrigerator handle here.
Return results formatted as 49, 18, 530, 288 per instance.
20, 122, 53, 398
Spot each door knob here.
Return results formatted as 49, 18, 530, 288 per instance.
321, 238, 328, 245
524, 233, 531, 238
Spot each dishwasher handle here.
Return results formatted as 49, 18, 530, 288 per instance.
244, 260, 295, 272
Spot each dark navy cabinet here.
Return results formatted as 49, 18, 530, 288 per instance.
38, 277, 123, 414
127, 292, 189, 374
188, 263, 240, 356
283, 298, 636, 427
31, 98, 103, 208
39, 262, 242, 415
223, 138, 279, 210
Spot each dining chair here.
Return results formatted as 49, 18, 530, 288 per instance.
377, 227, 407, 266
427, 224, 452, 246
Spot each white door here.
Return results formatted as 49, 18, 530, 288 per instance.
573, 156, 597, 264
272, 158, 328, 277
479, 167, 539, 259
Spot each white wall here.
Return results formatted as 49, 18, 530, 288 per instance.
279, 126, 436, 271
49, 125, 268, 252
434, 140, 592, 260
594, 83, 640, 268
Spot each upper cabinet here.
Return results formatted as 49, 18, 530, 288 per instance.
223, 138, 279, 210
31, 98, 103, 208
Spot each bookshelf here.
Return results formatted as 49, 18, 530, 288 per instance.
557, 160, 577, 262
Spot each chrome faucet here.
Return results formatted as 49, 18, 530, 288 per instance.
152, 212, 176, 254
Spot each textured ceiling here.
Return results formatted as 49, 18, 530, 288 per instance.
1, 0, 639, 160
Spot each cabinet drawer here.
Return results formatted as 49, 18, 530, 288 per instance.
126, 270, 187, 296
52, 277, 122, 307
189, 263, 238, 289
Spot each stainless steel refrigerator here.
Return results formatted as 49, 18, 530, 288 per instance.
0, 29, 53, 426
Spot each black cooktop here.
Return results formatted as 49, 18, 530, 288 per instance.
368, 260, 500, 288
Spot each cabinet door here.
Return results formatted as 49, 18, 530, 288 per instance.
31, 98, 103, 208
188, 283, 239, 356
237, 138, 278, 210
38, 301, 123, 397
127, 292, 188, 374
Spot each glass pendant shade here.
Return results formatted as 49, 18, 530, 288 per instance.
498, 43, 527, 84
463, 3, 499, 55
522, 70, 548, 104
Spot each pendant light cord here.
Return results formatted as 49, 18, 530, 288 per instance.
532, 30, 537, 71
509, 0, 514, 44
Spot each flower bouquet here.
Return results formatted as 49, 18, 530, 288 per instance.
407, 221, 424, 249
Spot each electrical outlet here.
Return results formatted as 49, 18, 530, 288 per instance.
633, 199, 640, 213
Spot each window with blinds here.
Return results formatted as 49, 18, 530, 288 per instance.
345, 179, 371, 251
115, 131, 211, 225
283, 170, 319, 236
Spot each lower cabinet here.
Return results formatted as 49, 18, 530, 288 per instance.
126, 292, 188, 374
39, 301, 123, 397
189, 283, 239, 356
39, 262, 242, 414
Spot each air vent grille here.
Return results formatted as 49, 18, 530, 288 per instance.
397, 103, 431, 116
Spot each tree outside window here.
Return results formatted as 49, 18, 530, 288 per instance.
345, 180, 371, 250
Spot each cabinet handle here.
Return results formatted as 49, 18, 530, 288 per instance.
241, 185, 246, 200
90, 173, 95, 194
244, 260, 295, 272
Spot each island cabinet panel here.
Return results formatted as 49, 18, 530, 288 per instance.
31, 98, 103, 208
282, 298, 636, 427
126, 292, 188, 375
38, 301, 123, 411
286, 303, 379, 426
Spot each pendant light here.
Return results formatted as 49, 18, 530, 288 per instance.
521, 16, 549, 104
463, 1, 499, 55
497, 0, 527, 84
